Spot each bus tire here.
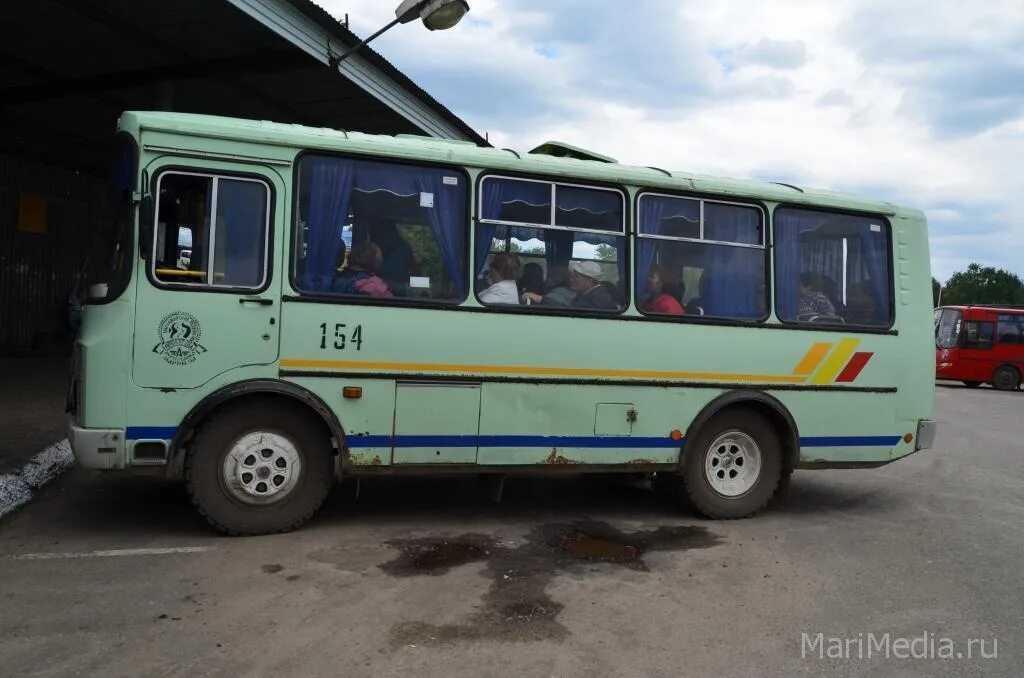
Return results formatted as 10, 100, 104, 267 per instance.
683, 408, 782, 519
992, 365, 1021, 392
185, 401, 334, 536
962, 381, 982, 388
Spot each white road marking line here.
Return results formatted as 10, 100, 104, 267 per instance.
0, 439, 75, 521
8, 546, 214, 560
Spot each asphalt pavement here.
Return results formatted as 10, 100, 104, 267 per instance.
0, 384, 1021, 677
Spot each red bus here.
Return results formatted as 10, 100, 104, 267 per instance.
935, 305, 1024, 390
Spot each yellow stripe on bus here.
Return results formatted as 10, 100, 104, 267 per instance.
280, 358, 808, 384
810, 339, 861, 385
792, 342, 834, 376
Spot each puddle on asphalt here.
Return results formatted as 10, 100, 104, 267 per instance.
379, 521, 721, 645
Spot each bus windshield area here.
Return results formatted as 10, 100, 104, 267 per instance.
936, 308, 962, 348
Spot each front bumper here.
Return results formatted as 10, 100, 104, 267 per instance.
68, 422, 125, 470
915, 419, 938, 451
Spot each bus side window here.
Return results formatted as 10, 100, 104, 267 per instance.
775, 208, 893, 329
152, 172, 269, 289
964, 321, 994, 349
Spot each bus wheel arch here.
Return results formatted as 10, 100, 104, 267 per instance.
168, 380, 346, 482
992, 365, 1021, 391
184, 396, 336, 535
671, 393, 798, 520
682, 391, 799, 478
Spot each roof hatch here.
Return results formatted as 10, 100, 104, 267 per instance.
528, 141, 618, 164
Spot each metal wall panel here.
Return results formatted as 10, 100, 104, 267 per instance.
0, 155, 114, 352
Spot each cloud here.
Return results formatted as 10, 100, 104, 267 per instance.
729, 39, 808, 70
318, 0, 1024, 281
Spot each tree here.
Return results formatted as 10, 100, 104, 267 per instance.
940, 263, 1024, 306
932, 277, 941, 306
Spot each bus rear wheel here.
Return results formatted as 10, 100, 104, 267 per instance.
186, 401, 334, 535
993, 365, 1021, 392
683, 408, 782, 519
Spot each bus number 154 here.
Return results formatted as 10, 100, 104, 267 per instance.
319, 323, 363, 351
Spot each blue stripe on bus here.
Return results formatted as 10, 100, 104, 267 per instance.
126, 426, 178, 440
125, 428, 901, 449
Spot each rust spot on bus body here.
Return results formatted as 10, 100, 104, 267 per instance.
543, 448, 582, 465
349, 452, 382, 466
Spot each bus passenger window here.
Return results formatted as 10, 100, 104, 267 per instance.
153, 172, 269, 289
964, 321, 994, 348
775, 208, 892, 328
293, 156, 467, 302
476, 177, 626, 313
997, 314, 1024, 344
635, 195, 766, 320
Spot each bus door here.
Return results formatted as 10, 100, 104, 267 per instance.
133, 167, 282, 389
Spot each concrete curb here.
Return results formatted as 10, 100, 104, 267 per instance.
0, 439, 75, 521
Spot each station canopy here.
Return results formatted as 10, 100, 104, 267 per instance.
0, 0, 486, 174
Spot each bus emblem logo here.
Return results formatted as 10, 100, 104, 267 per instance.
153, 311, 206, 365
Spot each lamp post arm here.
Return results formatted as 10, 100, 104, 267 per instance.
330, 16, 402, 67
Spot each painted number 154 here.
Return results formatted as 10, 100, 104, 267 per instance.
319, 323, 363, 351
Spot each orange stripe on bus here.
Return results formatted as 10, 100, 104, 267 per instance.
279, 359, 808, 384
792, 343, 834, 376
810, 338, 862, 385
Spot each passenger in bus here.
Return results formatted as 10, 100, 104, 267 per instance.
568, 260, 617, 310
518, 262, 545, 298
370, 217, 420, 293
642, 265, 685, 315
332, 242, 394, 297
479, 252, 523, 305
798, 272, 836, 317
522, 265, 577, 306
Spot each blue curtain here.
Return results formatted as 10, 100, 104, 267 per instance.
701, 204, 764, 319
636, 197, 667, 290
415, 172, 465, 293
636, 196, 700, 288
859, 223, 889, 318
216, 179, 268, 288
774, 209, 809, 320
304, 157, 354, 291
301, 157, 466, 294
478, 179, 551, 273
555, 185, 622, 231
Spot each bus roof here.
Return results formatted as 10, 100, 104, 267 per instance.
122, 111, 922, 220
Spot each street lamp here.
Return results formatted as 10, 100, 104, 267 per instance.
332, 0, 470, 66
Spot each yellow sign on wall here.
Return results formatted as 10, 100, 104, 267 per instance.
18, 192, 48, 234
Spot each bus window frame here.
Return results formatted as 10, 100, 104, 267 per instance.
772, 203, 896, 333
288, 150, 473, 308
963, 320, 995, 349
474, 171, 630, 316
633, 190, 770, 324
146, 167, 274, 295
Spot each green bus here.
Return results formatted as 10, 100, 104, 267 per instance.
69, 111, 937, 534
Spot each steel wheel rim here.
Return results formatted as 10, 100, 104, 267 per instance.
704, 430, 762, 497
222, 432, 302, 505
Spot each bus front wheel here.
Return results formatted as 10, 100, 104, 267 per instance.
185, 400, 334, 535
993, 365, 1021, 392
683, 408, 782, 519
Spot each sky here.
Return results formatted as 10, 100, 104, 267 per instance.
321, 0, 1024, 282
